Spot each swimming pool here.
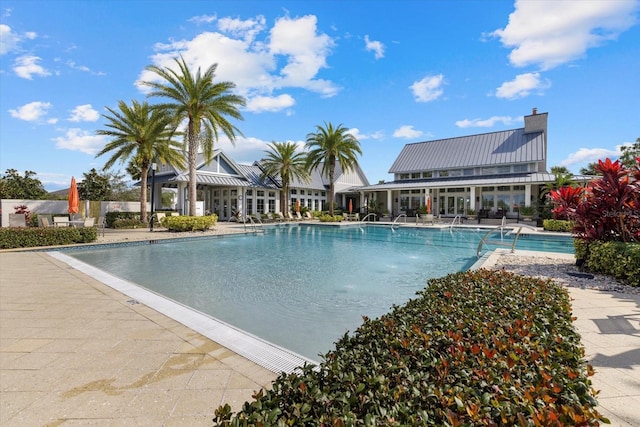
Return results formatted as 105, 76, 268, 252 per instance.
65, 225, 573, 361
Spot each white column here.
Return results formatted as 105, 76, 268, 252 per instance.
469, 187, 476, 210
525, 184, 532, 207
386, 190, 393, 216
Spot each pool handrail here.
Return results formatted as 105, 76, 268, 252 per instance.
449, 214, 462, 230
243, 215, 264, 234
360, 213, 377, 222
476, 225, 524, 257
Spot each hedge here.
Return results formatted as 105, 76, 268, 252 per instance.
213, 269, 606, 426
575, 239, 640, 287
543, 219, 574, 232
0, 226, 97, 249
161, 214, 217, 231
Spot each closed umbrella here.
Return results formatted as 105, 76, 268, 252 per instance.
68, 177, 79, 215
295, 200, 300, 213
426, 195, 431, 214
349, 199, 353, 213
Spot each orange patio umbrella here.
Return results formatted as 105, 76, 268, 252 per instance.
348, 199, 353, 213
68, 176, 79, 215
426, 195, 431, 214
295, 200, 300, 213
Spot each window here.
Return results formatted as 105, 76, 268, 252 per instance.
482, 194, 494, 210
269, 191, 276, 198
481, 167, 496, 175
268, 200, 276, 212
438, 170, 449, 177
463, 168, 474, 176
246, 198, 253, 214
257, 199, 265, 213
513, 185, 525, 191
497, 186, 510, 192
290, 189, 297, 195
399, 173, 410, 180
246, 189, 253, 196
423, 171, 433, 178
497, 166, 511, 174
481, 186, 494, 192
449, 169, 462, 177
513, 163, 529, 173
257, 190, 265, 197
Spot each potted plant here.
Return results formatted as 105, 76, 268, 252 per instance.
519, 205, 534, 220
466, 208, 477, 220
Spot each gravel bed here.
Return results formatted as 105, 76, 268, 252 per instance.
491, 252, 640, 296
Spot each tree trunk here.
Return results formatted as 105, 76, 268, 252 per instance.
188, 124, 198, 216
140, 166, 148, 223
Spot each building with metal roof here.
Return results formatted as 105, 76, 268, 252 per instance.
355, 109, 581, 220
148, 149, 369, 220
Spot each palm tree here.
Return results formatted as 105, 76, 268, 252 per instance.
259, 141, 310, 214
305, 122, 362, 216
142, 56, 246, 216
95, 100, 184, 223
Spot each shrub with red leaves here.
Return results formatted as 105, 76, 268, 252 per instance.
571, 158, 639, 243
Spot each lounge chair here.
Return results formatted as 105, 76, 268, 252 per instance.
295, 212, 305, 220
154, 212, 166, 229
287, 212, 297, 221
305, 211, 314, 220
277, 212, 288, 221
40, 217, 52, 228
83, 217, 95, 227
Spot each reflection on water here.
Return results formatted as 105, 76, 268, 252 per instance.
69, 225, 572, 359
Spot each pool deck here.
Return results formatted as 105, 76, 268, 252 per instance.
1, 223, 639, 426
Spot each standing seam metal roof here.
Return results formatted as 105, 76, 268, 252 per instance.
389, 128, 545, 173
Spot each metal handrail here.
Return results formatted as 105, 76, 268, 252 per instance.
360, 213, 377, 222
449, 215, 462, 231
476, 225, 523, 257
243, 215, 264, 234
391, 214, 407, 229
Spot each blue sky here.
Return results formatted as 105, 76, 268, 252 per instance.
1, 0, 639, 191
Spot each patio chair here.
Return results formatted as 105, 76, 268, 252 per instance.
277, 212, 289, 221
40, 216, 53, 228
305, 211, 314, 220
97, 216, 106, 236
53, 216, 70, 227
287, 212, 296, 221
83, 217, 95, 227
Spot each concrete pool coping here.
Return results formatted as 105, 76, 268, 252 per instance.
2, 223, 638, 425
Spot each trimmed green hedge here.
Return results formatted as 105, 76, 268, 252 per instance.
0, 227, 97, 249
161, 214, 217, 231
214, 270, 606, 426
575, 239, 640, 287
318, 214, 343, 222
543, 219, 574, 232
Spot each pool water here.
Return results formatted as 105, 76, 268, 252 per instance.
68, 225, 573, 360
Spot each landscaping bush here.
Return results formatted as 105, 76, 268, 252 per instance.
318, 214, 343, 222
578, 240, 640, 287
543, 219, 574, 232
111, 218, 147, 229
105, 211, 142, 228
213, 269, 606, 426
162, 214, 217, 231
0, 226, 97, 249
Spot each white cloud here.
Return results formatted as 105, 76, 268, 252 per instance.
494, 72, 551, 99
560, 144, 630, 167
364, 35, 385, 59
8, 101, 53, 122
54, 128, 105, 155
13, 55, 50, 79
218, 15, 266, 43
410, 74, 444, 102
68, 104, 100, 122
0, 24, 20, 54
347, 128, 385, 141
189, 14, 217, 25
137, 14, 339, 112
455, 115, 520, 128
393, 125, 425, 139
246, 94, 295, 112
490, 0, 639, 70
